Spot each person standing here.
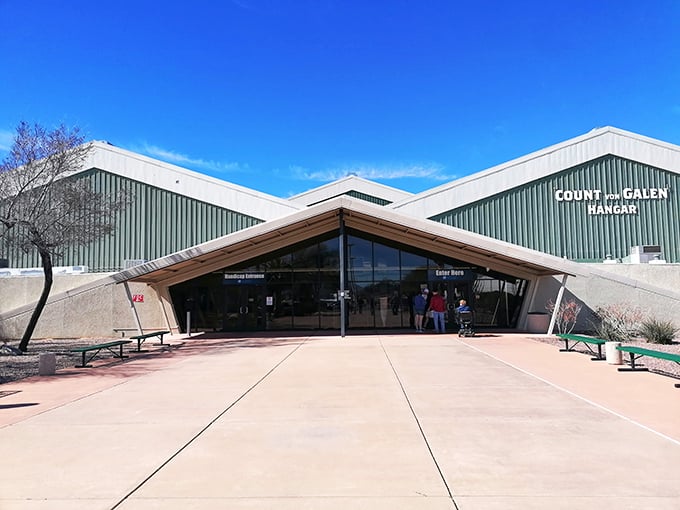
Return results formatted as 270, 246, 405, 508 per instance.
413, 289, 428, 332
428, 290, 447, 333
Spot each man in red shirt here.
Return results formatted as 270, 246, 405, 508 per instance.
427, 290, 447, 333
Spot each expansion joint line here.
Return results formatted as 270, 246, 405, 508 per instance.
110, 337, 310, 509
379, 338, 460, 510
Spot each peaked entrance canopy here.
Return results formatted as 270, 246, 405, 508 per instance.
114, 196, 580, 288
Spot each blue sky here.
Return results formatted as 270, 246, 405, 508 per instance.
1, 1, 679, 196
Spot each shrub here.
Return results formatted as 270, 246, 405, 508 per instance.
546, 299, 582, 334
592, 303, 643, 342
638, 318, 678, 345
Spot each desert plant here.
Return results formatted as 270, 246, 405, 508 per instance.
592, 303, 643, 342
638, 318, 678, 345
546, 299, 582, 334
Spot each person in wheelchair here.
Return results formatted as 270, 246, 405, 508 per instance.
455, 299, 475, 337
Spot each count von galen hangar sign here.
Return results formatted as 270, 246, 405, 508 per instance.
553, 187, 670, 215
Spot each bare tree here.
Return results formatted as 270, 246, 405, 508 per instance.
0, 122, 131, 352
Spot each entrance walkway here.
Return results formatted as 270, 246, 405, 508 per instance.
1, 333, 679, 509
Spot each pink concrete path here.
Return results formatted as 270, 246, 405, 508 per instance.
1, 332, 679, 509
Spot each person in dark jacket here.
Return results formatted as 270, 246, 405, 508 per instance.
413, 289, 428, 332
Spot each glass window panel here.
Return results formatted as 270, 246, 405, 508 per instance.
318, 271, 340, 329
319, 237, 339, 268
374, 242, 399, 271
264, 253, 292, 270
373, 280, 402, 328
293, 244, 319, 269
428, 258, 454, 270
472, 276, 498, 327
401, 282, 422, 330
374, 244, 400, 282
401, 268, 427, 287
347, 236, 372, 269
292, 271, 319, 329
401, 251, 428, 270
267, 282, 294, 330
347, 280, 374, 329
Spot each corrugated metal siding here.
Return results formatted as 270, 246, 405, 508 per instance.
433, 156, 680, 262
345, 190, 392, 206
308, 190, 392, 207
4, 169, 262, 271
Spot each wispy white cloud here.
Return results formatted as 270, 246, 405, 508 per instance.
291, 163, 455, 182
0, 129, 14, 152
137, 143, 246, 173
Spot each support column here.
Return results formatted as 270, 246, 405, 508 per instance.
154, 285, 178, 333
548, 274, 569, 335
123, 281, 144, 335
339, 209, 346, 338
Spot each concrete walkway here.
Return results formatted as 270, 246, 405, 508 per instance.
1, 333, 679, 509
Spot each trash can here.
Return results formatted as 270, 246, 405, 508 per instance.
605, 341, 622, 365
39, 352, 57, 376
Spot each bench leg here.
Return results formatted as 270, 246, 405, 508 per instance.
618, 352, 648, 372
112, 343, 128, 359
76, 349, 101, 368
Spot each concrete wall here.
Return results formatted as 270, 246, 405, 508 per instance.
0, 274, 111, 313
529, 263, 680, 332
0, 275, 168, 339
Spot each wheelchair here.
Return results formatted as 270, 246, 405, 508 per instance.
455, 310, 475, 337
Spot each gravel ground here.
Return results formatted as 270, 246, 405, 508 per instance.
0, 338, 115, 384
2, 335, 679, 385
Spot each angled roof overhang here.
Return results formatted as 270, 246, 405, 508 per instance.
113, 196, 583, 287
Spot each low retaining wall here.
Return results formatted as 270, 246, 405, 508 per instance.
0, 275, 168, 339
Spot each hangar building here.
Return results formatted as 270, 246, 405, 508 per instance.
2, 126, 680, 338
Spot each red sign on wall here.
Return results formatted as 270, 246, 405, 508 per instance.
132, 294, 144, 303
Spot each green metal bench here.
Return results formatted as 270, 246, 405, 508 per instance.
129, 330, 171, 352
71, 340, 132, 368
556, 333, 607, 360
616, 345, 680, 375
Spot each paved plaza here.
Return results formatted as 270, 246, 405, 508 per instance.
1, 333, 679, 509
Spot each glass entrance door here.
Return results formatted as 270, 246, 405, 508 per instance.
430, 281, 472, 331
223, 284, 265, 331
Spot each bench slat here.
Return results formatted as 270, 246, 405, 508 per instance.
71, 340, 132, 352
130, 330, 170, 340
616, 345, 680, 363
555, 334, 606, 345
